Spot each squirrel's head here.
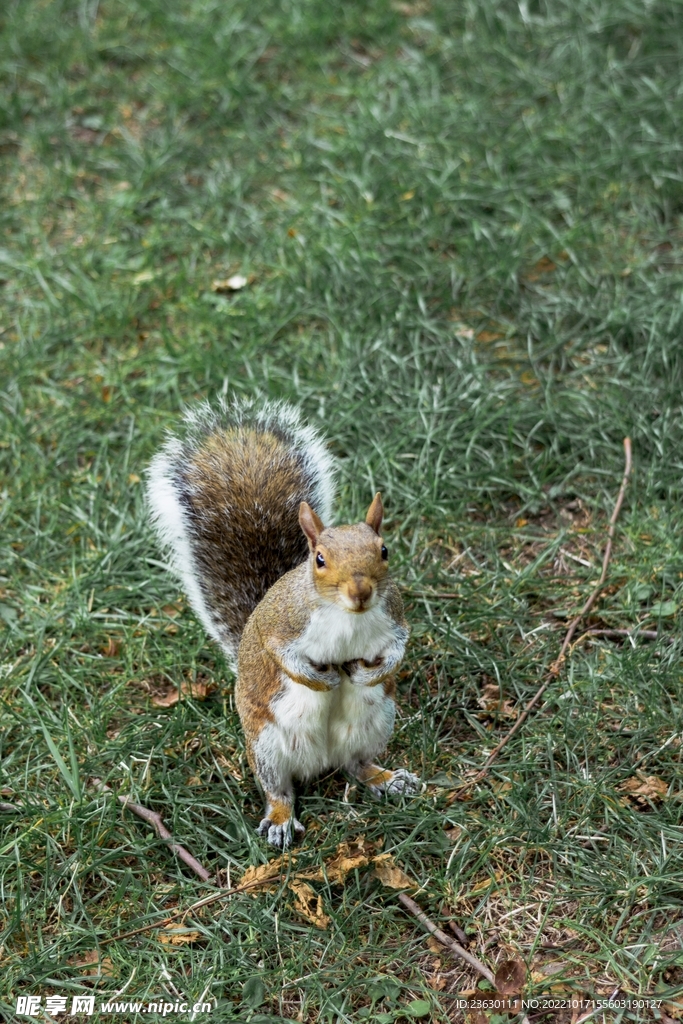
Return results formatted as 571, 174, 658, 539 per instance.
299, 493, 389, 612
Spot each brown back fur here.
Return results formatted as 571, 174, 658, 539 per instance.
176, 426, 317, 642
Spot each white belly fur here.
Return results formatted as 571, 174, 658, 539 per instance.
253, 601, 398, 783
299, 599, 394, 664
255, 674, 395, 782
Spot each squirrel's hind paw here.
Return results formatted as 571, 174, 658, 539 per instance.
257, 816, 305, 849
369, 768, 420, 798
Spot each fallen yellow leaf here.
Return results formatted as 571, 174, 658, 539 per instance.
470, 868, 504, 894
241, 857, 289, 889
289, 880, 331, 930
373, 856, 416, 890
158, 927, 201, 945
618, 773, 668, 806
314, 837, 374, 883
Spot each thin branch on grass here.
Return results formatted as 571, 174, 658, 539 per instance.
93, 780, 212, 883
398, 892, 495, 984
580, 627, 660, 641
473, 437, 633, 783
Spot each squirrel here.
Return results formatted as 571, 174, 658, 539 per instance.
146, 398, 419, 848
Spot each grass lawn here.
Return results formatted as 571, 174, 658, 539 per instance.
2, 0, 683, 1020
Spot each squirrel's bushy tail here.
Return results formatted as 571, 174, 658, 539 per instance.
146, 398, 336, 661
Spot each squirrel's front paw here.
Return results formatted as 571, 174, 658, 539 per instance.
308, 661, 341, 688
343, 656, 387, 686
368, 768, 420, 798
257, 816, 305, 849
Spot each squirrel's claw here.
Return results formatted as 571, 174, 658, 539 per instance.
368, 768, 420, 798
257, 816, 305, 849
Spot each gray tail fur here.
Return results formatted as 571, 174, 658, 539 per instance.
146, 398, 336, 662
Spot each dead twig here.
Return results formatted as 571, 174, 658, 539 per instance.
580, 627, 660, 641
93, 780, 211, 883
398, 892, 495, 984
447, 919, 470, 946
472, 437, 633, 784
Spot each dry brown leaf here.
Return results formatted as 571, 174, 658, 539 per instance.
69, 951, 114, 975
158, 927, 201, 945
242, 857, 331, 928
373, 856, 416, 890
69, 949, 99, 967
317, 837, 374, 883
183, 679, 214, 701
618, 773, 668, 806
663, 1000, 683, 1021
152, 688, 182, 708
289, 880, 330, 930
470, 868, 505, 894
293, 837, 379, 884
478, 682, 518, 720
241, 857, 289, 890
467, 1011, 489, 1024
152, 678, 216, 708
102, 636, 119, 657
527, 255, 557, 280
494, 958, 526, 995
99, 957, 114, 976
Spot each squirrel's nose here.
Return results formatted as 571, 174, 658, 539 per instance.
346, 574, 374, 609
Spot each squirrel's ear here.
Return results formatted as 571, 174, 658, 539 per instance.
365, 492, 384, 534
299, 502, 325, 551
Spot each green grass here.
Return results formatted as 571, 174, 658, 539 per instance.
1, 0, 683, 1020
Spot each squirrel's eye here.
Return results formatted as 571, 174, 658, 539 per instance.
315, 552, 326, 568
381, 544, 388, 560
